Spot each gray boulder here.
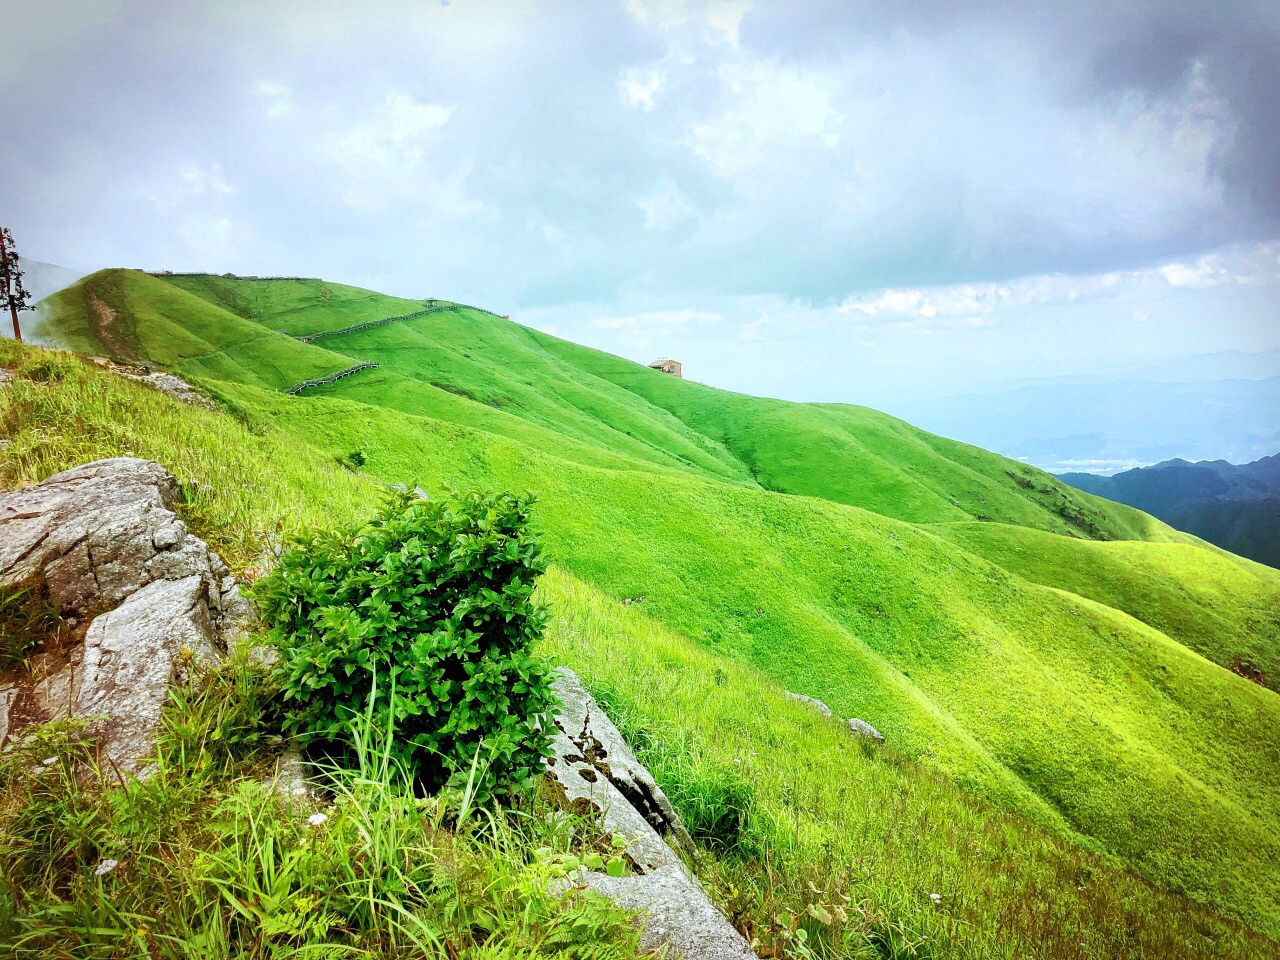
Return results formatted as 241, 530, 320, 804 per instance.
0, 458, 255, 772
546, 669, 695, 867
546, 669, 756, 959
0, 458, 241, 622
75, 576, 218, 774
846, 717, 884, 742
579, 864, 757, 960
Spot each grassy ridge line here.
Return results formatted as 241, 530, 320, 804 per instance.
155, 273, 429, 336
33, 270, 358, 392
439, 322, 1185, 541
1, 342, 1273, 958
69, 271, 1187, 545
202, 377, 1280, 935
320, 311, 759, 484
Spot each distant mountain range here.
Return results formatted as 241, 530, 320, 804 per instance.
22, 260, 94, 304
1061, 455, 1280, 568
883, 350, 1280, 475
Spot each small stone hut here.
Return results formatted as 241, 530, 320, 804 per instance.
648, 358, 682, 378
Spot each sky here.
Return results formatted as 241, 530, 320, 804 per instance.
3, 0, 1279, 407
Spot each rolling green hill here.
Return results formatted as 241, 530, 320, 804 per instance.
16, 269, 1280, 951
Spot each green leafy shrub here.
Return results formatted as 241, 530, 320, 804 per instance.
253, 488, 555, 800
338, 448, 366, 469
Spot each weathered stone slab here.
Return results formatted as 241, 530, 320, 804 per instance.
580, 864, 757, 960
846, 717, 884, 742
546, 669, 757, 958
0, 458, 232, 620
74, 576, 217, 774
546, 669, 694, 867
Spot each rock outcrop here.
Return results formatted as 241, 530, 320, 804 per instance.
846, 717, 884, 742
87, 356, 220, 411
545, 669, 756, 960
0, 458, 253, 773
786, 688, 885, 743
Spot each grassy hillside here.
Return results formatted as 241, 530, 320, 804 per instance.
156, 272, 430, 337
536, 335, 1175, 539
2, 341, 1276, 958
16, 272, 1280, 947
33, 270, 357, 391
934, 522, 1280, 686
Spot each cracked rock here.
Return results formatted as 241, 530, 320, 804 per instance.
546, 668, 694, 868
0, 458, 257, 772
545, 669, 756, 959
578, 864, 757, 960
75, 576, 217, 774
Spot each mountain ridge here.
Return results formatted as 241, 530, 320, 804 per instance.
1062, 454, 1280, 568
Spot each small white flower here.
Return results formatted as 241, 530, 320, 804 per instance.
94, 859, 120, 876
929, 893, 942, 903
307, 812, 328, 827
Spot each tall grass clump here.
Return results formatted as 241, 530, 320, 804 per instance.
252, 489, 556, 801
0, 655, 640, 959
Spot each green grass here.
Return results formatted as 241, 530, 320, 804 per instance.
542, 567, 1277, 959
0, 647, 642, 959
159, 273, 429, 337
9, 270, 1280, 953
933, 521, 1280, 687
34, 270, 356, 391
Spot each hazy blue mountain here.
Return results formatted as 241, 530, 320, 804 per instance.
1061, 455, 1280, 568
23, 260, 94, 304
886, 374, 1280, 475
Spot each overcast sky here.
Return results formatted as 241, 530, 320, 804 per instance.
3, 0, 1278, 403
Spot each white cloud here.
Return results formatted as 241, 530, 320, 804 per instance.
182, 161, 233, 196
255, 80, 293, 117
625, 0, 691, 33
320, 91, 470, 214
592, 307, 721, 331
637, 179, 696, 230
175, 215, 236, 260
589, 305, 721, 352
326, 91, 451, 175
619, 66, 665, 111
141, 161, 234, 216
689, 59, 842, 178
838, 243, 1279, 324
1159, 255, 1229, 288
706, 0, 752, 47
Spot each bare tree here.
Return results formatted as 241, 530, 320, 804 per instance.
0, 227, 34, 342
